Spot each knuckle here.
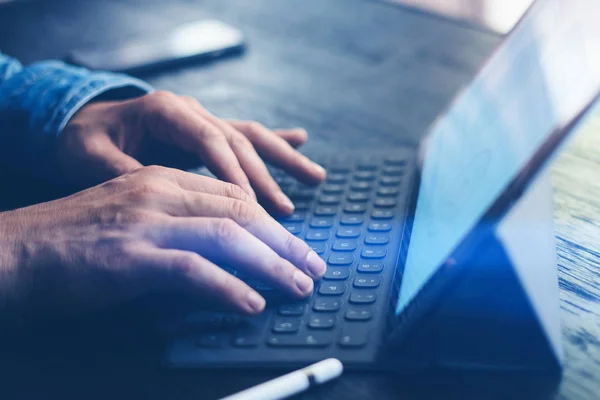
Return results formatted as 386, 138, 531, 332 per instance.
248, 121, 264, 134
127, 210, 157, 224
243, 121, 264, 139
180, 95, 198, 105
269, 259, 287, 281
134, 181, 164, 196
201, 125, 224, 141
172, 253, 200, 277
229, 132, 252, 148
148, 90, 177, 102
229, 200, 258, 226
217, 273, 239, 297
215, 218, 240, 243
141, 91, 178, 117
222, 183, 251, 201
283, 231, 300, 255
140, 165, 168, 176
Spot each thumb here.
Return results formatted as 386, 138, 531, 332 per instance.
83, 133, 144, 183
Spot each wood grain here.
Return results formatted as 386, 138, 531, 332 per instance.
552, 113, 600, 400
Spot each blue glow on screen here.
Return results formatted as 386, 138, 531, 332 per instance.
396, 0, 600, 314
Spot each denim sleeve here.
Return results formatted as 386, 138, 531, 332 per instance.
0, 52, 153, 178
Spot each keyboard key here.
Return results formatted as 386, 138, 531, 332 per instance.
306, 230, 331, 241
324, 267, 351, 280
339, 327, 370, 348
353, 276, 381, 288
318, 283, 346, 295
315, 206, 338, 216
310, 217, 334, 228
272, 318, 301, 333
319, 195, 342, 205
281, 212, 306, 222
279, 304, 305, 316
357, 159, 377, 171
332, 240, 358, 252
371, 210, 394, 219
309, 242, 327, 254
350, 292, 377, 304
313, 298, 341, 312
185, 312, 240, 330
384, 156, 407, 166
308, 315, 336, 329
382, 166, 404, 176
328, 253, 354, 266
364, 234, 390, 245
336, 227, 361, 238
368, 222, 392, 232
341, 215, 364, 225
327, 174, 348, 184
351, 182, 372, 191
345, 309, 372, 321
294, 201, 310, 210
267, 333, 331, 347
361, 248, 387, 259
348, 192, 370, 202
377, 187, 400, 197
231, 314, 270, 347
232, 333, 261, 347
291, 188, 317, 200
374, 198, 397, 208
329, 166, 351, 174
283, 223, 303, 235
357, 262, 384, 273
197, 333, 228, 348
354, 171, 377, 181
344, 204, 367, 213
380, 176, 402, 186
322, 184, 345, 194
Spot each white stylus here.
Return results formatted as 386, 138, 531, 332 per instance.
220, 358, 344, 400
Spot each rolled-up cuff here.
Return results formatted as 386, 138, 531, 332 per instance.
50, 75, 154, 137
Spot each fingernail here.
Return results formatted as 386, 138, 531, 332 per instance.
314, 163, 326, 178
246, 291, 266, 313
294, 270, 314, 295
277, 191, 295, 213
306, 251, 326, 278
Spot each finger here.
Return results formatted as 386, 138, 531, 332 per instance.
190, 109, 295, 214
139, 92, 256, 199
152, 218, 316, 298
273, 128, 308, 148
81, 132, 143, 182
133, 246, 265, 315
228, 121, 326, 185
172, 192, 326, 280
144, 167, 255, 202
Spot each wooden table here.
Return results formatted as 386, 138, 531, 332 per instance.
0, 0, 598, 398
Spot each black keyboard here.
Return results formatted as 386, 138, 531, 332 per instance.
168, 150, 415, 366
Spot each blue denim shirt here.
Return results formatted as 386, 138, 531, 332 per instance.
0, 52, 153, 177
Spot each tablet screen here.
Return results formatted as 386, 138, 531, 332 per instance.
397, 0, 600, 314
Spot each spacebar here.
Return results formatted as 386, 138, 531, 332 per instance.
267, 333, 332, 347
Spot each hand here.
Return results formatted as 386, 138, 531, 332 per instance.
56, 91, 326, 214
0, 166, 326, 317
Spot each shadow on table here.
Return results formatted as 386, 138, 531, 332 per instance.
0, 299, 561, 400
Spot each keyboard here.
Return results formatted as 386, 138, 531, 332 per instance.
167, 149, 415, 367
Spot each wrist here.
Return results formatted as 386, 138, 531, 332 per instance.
0, 210, 25, 310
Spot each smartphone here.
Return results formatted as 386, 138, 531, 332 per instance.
67, 20, 246, 74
